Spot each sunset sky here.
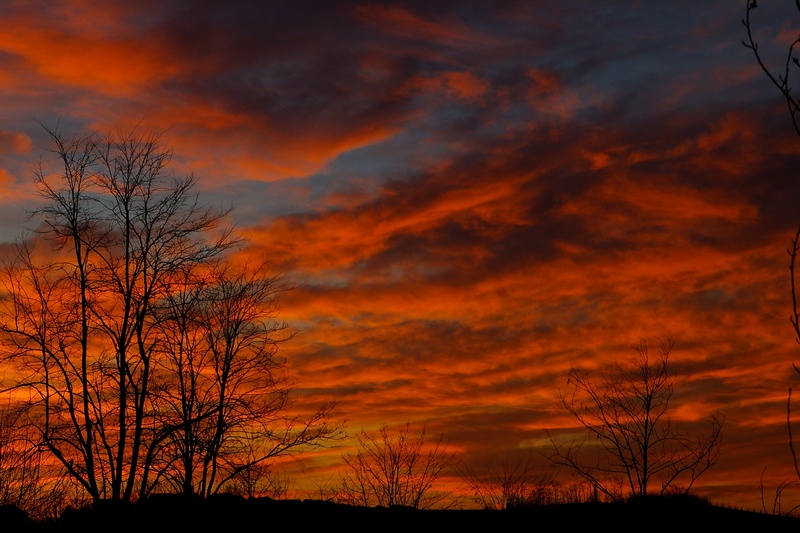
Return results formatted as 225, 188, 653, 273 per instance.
2, 0, 800, 510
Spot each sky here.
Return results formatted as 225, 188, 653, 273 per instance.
2, 0, 800, 511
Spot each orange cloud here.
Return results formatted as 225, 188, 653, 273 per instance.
351, 4, 499, 47
406, 71, 491, 102
248, 170, 533, 276
0, 130, 32, 154
0, 12, 180, 97
526, 69, 581, 119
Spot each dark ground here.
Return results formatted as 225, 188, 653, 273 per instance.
4, 494, 800, 532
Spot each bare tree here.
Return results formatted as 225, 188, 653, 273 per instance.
140, 260, 338, 498
226, 460, 291, 500
338, 422, 457, 509
0, 125, 223, 502
456, 453, 555, 510
0, 399, 72, 521
0, 124, 339, 504
744, 0, 800, 495
742, 1, 800, 138
760, 466, 800, 516
547, 339, 724, 500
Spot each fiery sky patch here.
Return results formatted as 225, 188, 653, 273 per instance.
2, 0, 800, 510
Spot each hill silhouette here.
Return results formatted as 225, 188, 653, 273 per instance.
5, 493, 800, 533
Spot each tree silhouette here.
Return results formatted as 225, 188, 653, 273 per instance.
0, 124, 338, 503
456, 453, 556, 510
743, 0, 800, 486
548, 339, 724, 500
337, 423, 457, 509
742, 1, 800, 138
0, 399, 70, 520
140, 260, 336, 498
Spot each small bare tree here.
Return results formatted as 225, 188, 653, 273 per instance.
548, 339, 724, 500
226, 461, 291, 500
457, 453, 555, 510
338, 422, 457, 509
0, 399, 71, 521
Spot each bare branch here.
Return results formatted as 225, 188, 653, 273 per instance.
547, 338, 724, 500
